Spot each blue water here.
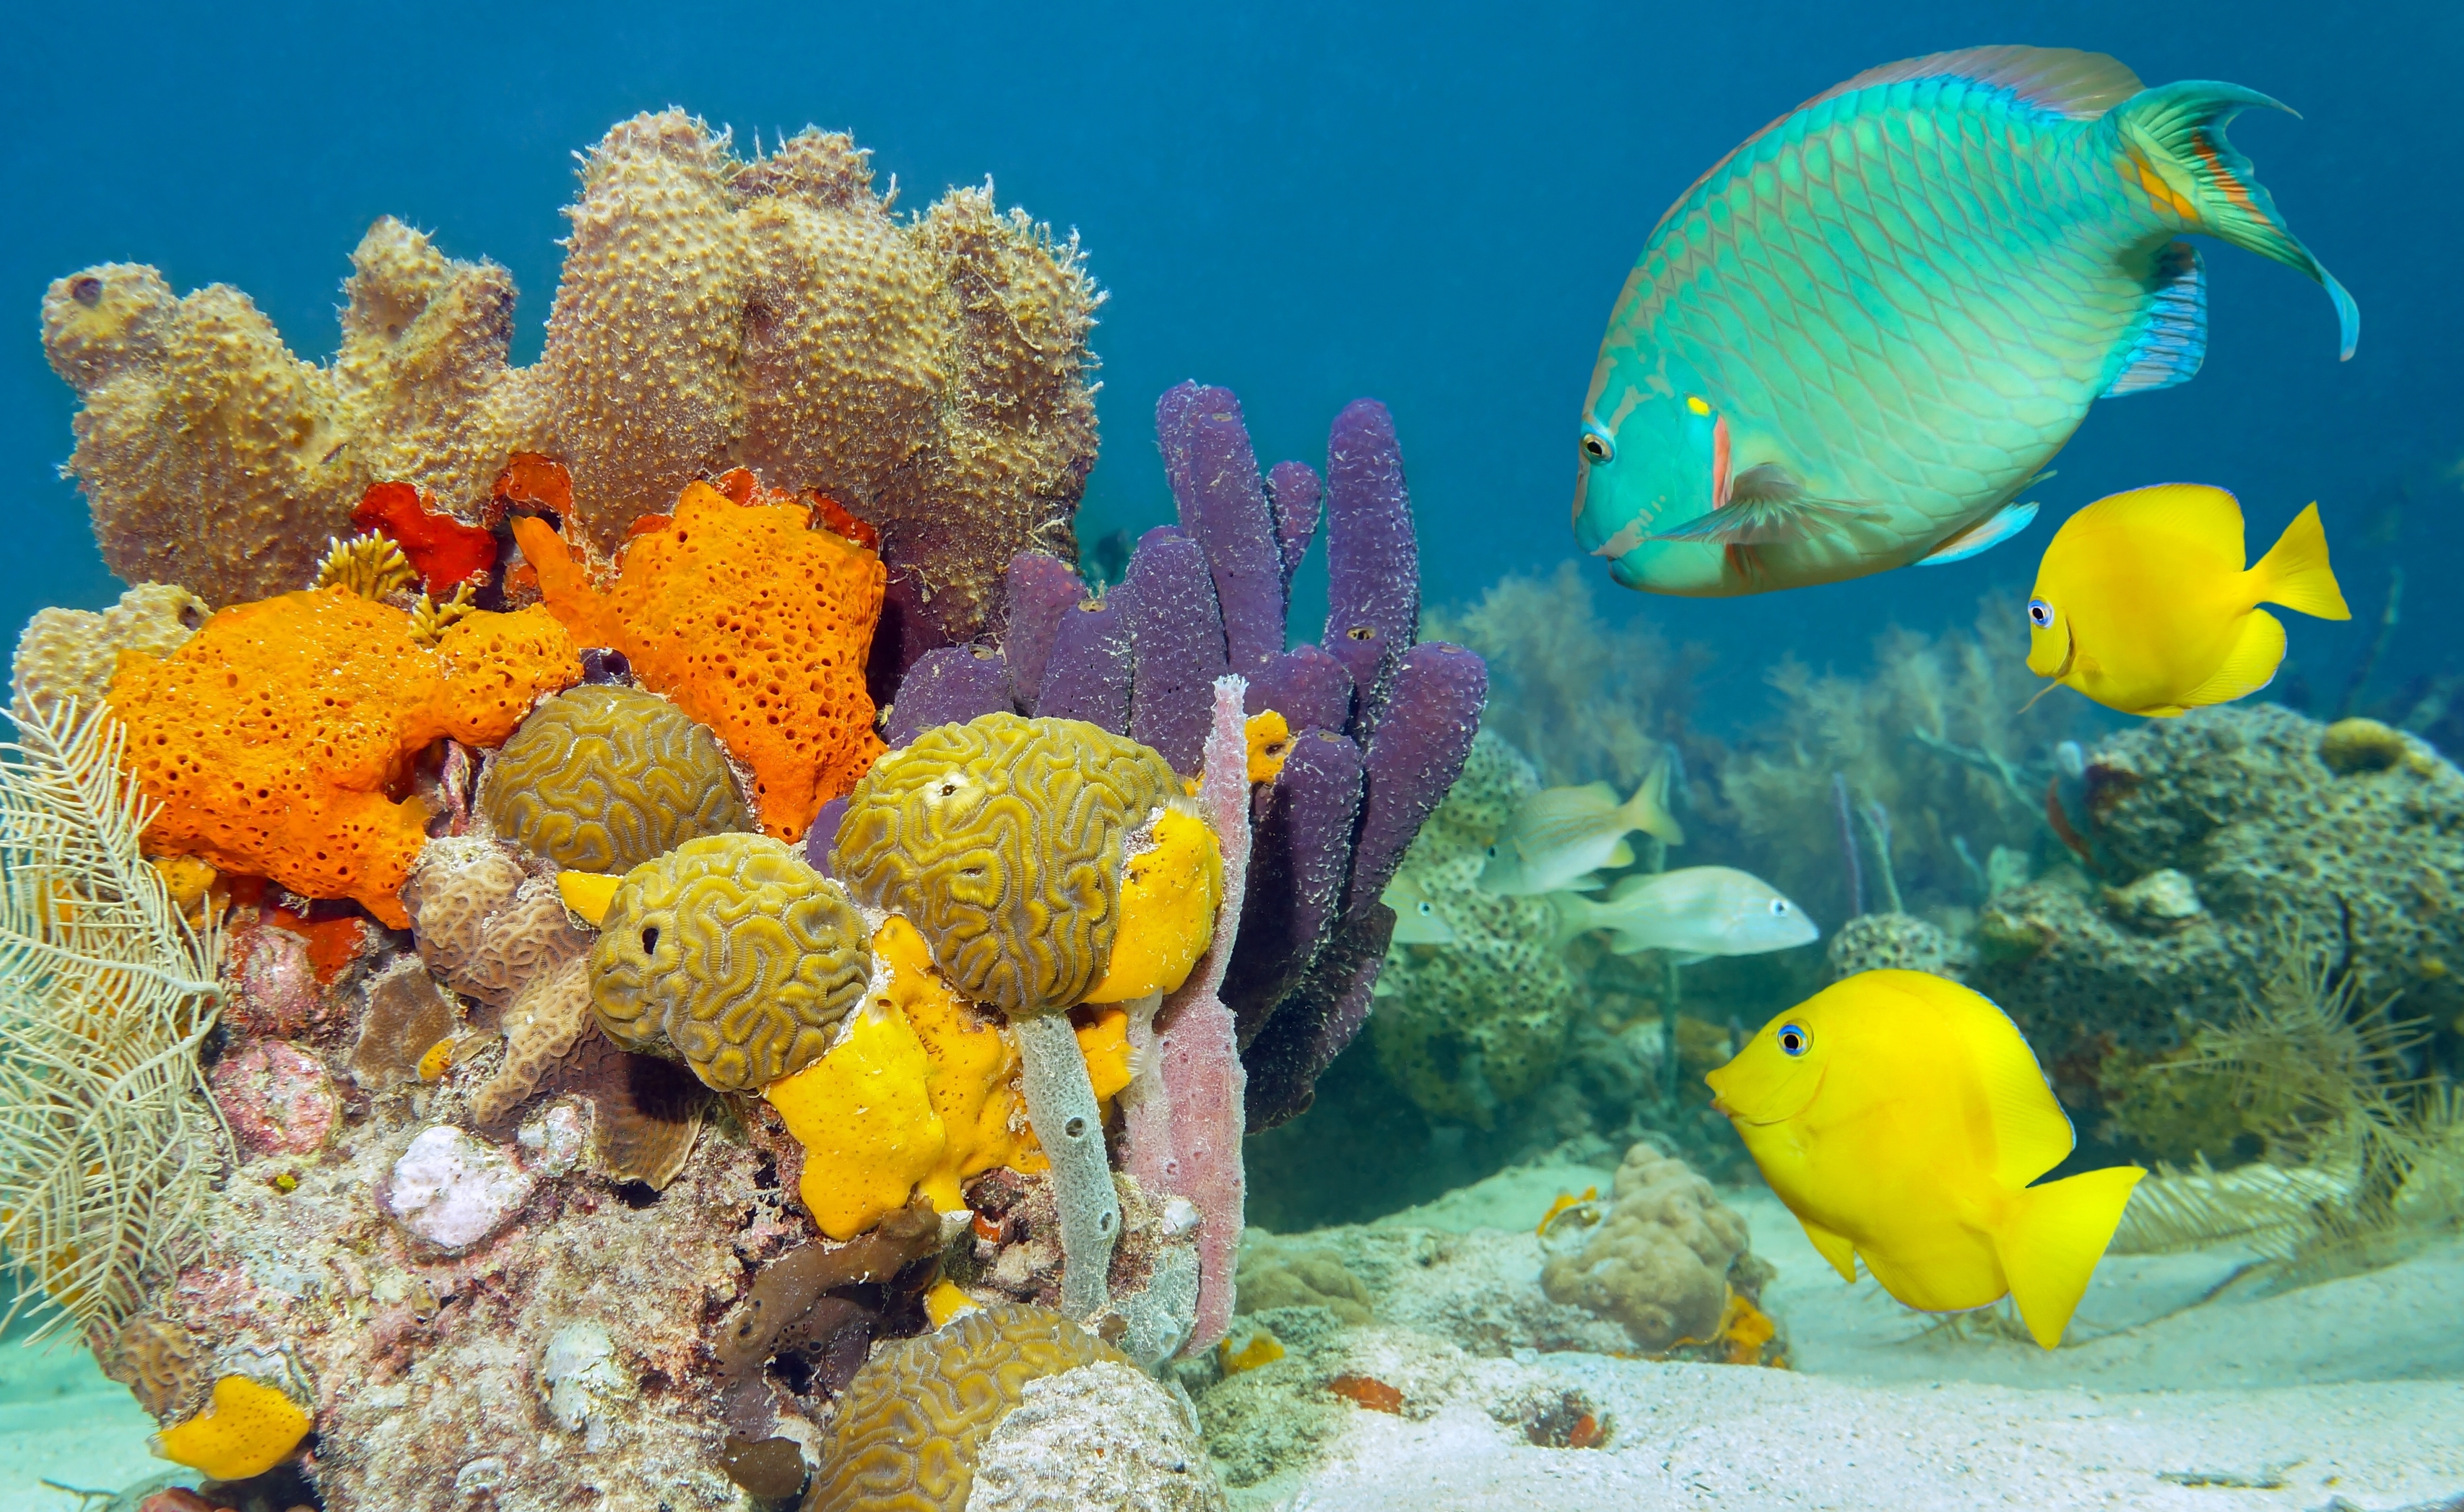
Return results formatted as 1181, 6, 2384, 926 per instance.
2, 0, 2456, 709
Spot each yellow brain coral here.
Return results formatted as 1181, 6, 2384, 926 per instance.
478, 685, 752, 872
590, 834, 873, 1091
43, 112, 1097, 634
516, 480, 884, 840
106, 588, 580, 927
832, 714, 1178, 1016
809, 1304, 1127, 1512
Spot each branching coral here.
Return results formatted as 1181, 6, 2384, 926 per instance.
45, 113, 1099, 634
0, 700, 225, 1341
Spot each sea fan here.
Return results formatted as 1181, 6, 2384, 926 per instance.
0, 698, 226, 1341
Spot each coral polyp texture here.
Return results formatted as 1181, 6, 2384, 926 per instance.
517, 477, 884, 840
1539, 1144, 1757, 1353
807, 1304, 1129, 1512
44, 111, 1098, 631
832, 713, 1179, 1015
105, 588, 580, 926
591, 834, 874, 1091
478, 684, 752, 873
9, 581, 207, 720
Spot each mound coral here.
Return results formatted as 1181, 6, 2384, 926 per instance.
592, 834, 874, 1091
478, 685, 751, 872
1539, 1143, 1756, 1353
106, 588, 579, 927
44, 112, 1098, 634
808, 1304, 1132, 1511
9, 582, 208, 721
515, 478, 883, 839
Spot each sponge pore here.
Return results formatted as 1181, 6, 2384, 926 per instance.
478, 685, 751, 873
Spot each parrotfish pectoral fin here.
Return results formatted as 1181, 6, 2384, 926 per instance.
2252, 502, 2352, 621
1996, 1166, 2145, 1348
1653, 466, 1889, 546
2112, 80, 2358, 359
1916, 501, 2040, 566
2104, 241, 2209, 397
2178, 608, 2288, 709
1797, 1219, 1860, 1283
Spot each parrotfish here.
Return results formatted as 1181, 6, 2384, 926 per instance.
1548, 865, 1815, 961
1574, 46, 2356, 597
1706, 970, 2144, 1348
2026, 484, 2349, 716
1478, 760, 1684, 896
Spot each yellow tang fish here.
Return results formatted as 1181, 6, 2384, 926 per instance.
1705, 970, 2143, 1348
2025, 484, 2349, 716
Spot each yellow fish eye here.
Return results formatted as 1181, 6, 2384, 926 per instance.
1776, 1022, 1810, 1057
1580, 426, 1614, 463
2027, 598, 2056, 629
1685, 395, 1712, 416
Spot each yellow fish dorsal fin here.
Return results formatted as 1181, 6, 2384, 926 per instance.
1997, 1166, 2145, 1348
1621, 755, 1687, 847
2082, 482, 2246, 563
1891, 972, 2073, 1189
2250, 502, 2351, 622
2174, 609, 2286, 710
1605, 838, 1635, 868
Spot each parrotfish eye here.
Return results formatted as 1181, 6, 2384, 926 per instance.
1685, 395, 1712, 417
1776, 1023, 1810, 1057
2027, 598, 2056, 629
1580, 425, 1614, 464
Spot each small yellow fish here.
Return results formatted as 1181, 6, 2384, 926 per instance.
2025, 485, 2349, 717
1706, 970, 2143, 1349
1478, 757, 1684, 896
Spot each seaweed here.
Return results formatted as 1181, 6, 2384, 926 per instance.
0, 700, 228, 1341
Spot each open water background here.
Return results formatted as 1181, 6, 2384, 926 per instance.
2, 0, 2455, 725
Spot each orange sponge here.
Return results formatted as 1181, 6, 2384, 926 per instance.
108, 587, 580, 927
514, 478, 885, 839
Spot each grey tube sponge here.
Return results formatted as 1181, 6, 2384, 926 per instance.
1012, 1008, 1120, 1319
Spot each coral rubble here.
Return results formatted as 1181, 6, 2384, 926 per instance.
45, 114, 1098, 635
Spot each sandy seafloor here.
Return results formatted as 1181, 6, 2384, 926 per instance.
4, 1160, 2458, 1512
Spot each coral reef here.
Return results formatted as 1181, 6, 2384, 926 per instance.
107, 588, 579, 926
0, 702, 225, 1340
46, 116, 1096, 634
348, 958, 461, 1091
472, 955, 593, 1128
1234, 1239, 1374, 1325
210, 1040, 339, 1157
9, 582, 207, 721
477, 685, 752, 873
1824, 911, 1971, 981
515, 476, 884, 840
1537, 1144, 1756, 1352
967, 1359, 1227, 1511
591, 834, 873, 1091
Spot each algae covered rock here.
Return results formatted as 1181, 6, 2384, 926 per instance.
1825, 910, 1970, 981
478, 684, 751, 873
1539, 1143, 1751, 1352
591, 833, 872, 1091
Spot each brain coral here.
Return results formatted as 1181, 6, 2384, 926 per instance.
10, 582, 208, 720
478, 685, 751, 872
401, 835, 527, 998
106, 588, 580, 926
44, 111, 1098, 633
832, 713, 1178, 1015
516, 479, 883, 840
591, 834, 873, 1091
807, 1304, 1128, 1512
1539, 1143, 1753, 1352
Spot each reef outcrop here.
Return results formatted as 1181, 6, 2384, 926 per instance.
44, 112, 1098, 637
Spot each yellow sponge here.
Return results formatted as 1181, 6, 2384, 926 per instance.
1083, 805, 1220, 1004
150, 1373, 313, 1480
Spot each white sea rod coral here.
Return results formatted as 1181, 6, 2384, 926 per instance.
0, 700, 226, 1340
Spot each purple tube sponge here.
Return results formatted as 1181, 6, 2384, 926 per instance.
1342, 641, 1487, 917
884, 645, 1012, 747
1002, 552, 1084, 713
1034, 583, 1137, 734
804, 796, 849, 878
1240, 903, 1394, 1131
1222, 730, 1364, 1045
1243, 645, 1352, 735
1321, 400, 1421, 728
1266, 461, 1321, 587
1124, 527, 1230, 774
1157, 383, 1286, 674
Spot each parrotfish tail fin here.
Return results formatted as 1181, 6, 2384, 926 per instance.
2176, 609, 2286, 710
2252, 502, 2352, 620
1995, 1166, 2145, 1349
2113, 80, 2359, 359
2103, 241, 2209, 397
1622, 755, 1687, 847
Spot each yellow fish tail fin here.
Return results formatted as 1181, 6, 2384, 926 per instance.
2251, 503, 2350, 621
1622, 753, 1687, 847
1996, 1166, 2144, 1349
2177, 608, 2286, 709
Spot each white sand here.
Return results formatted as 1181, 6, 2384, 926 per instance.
0, 1340, 176, 1512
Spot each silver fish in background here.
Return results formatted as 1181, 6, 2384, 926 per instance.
1478, 759, 1685, 895
1550, 866, 1819, 961
1382, 873, 1458, 945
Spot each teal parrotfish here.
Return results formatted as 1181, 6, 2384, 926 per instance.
1573, 46, 2357, 597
